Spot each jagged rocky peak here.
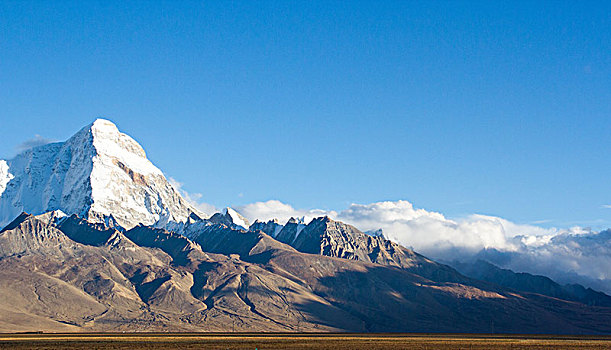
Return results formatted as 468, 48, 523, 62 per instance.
287, 216, 306, 225
209, 207, 250, 230
275, 216, 307, 244
278, 215, 431, 270
249, 218, 283, 237
0, 118, 205, 229
1, 210, 67, 234
0, 211, 32, 233
365, 228, 385, 239
223, 207, 250, 228
0, 211, 77, 259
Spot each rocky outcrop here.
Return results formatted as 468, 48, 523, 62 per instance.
280, 216, 425, 268
275, 217, 306, 244
276, 216, 472, 284
249, 218, 283, 238
208, 208, 250, 230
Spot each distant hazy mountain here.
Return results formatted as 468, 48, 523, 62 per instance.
470, 230, 611, 295
451, 259, 611, 307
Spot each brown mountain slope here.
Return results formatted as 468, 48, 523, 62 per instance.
0, 214, 358, 332
0, 213, 610, 333
97, 218, 611, 333
276, 216, 469, 284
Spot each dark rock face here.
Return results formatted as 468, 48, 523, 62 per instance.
208, 213, 235, 228
57, 214, 116, 246
274, 217, 305, 244
249, 219, 283, 238
0, 212, 30, 233
208, 208, 250, 230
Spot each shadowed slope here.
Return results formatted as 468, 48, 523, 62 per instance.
453, 259, 611, 307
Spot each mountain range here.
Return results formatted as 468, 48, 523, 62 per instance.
0, 119, 609, 333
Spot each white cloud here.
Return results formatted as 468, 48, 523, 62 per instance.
602, 204, 611, 209
237, 200, 336, 224
168, 177, 218, 216
512, 229, 609, 280
239, 200, 554, 256
15, 135, 56, 153
232, 199, 611, 294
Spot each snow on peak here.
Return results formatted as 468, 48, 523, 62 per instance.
0, 160, 13, 197
287, 216, 306, 225
283, 217, 306, 242
0, 119, 205, 229
84, 118, 161, 176
222, 207, 250, 229
91, 118, 119, 132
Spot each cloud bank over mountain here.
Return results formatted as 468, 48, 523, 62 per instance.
236, 199, 611, 294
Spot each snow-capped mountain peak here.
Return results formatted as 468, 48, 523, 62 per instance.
0, 119, 205, 229
222, 207, 250, 229
208, 207, 250, 230
88, 119, 163, 177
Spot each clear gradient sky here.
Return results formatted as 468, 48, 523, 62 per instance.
1, 1, 609, 229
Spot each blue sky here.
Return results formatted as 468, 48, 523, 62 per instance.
1, 1, 609, 229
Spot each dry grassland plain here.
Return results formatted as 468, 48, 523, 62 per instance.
0, 333, 610, 350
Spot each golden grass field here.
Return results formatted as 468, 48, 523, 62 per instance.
0, 333, 610, 349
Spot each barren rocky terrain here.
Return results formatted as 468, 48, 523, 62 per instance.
1, 212, 610, 334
